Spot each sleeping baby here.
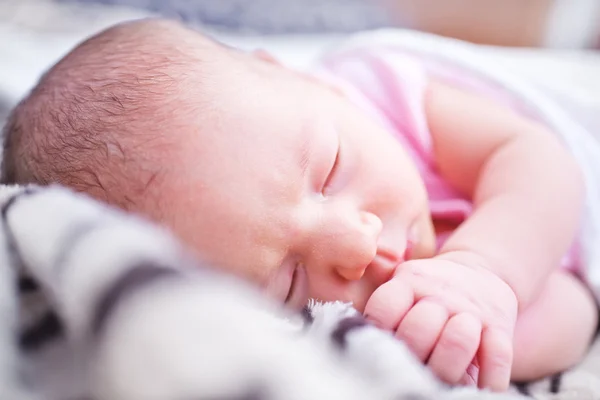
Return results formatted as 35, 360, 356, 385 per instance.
2, 18, 599, 391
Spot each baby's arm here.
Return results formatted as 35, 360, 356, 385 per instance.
425, 80, 584, 309
365, 80, 587, 390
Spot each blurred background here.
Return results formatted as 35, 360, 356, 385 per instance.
1, 0, 599, 126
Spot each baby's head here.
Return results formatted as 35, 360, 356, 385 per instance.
2, 19, 435, 311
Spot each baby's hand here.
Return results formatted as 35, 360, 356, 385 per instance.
364, 256, 518, 391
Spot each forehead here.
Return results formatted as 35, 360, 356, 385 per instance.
191, 68, 314, 185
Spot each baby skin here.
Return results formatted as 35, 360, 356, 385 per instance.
5, 19, 597, 391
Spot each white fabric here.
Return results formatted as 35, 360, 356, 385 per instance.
323, 29, 600, 301
544, 0, 600, 48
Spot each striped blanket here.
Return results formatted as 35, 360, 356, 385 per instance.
0, 183, 595, 400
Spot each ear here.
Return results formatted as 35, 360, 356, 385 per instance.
252, 49, 281, 65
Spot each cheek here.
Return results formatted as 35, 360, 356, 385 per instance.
350, 121, 423, 193
380, 140, 428, 207
357, 145, 425, 216
342, 112, 429, 216
412, 214, 437, 259
161, 199, 265, 282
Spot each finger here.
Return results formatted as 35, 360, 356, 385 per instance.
458, 362, 479, 386
427, 313, 482, 385
395, 300, 448, 362
364, 279, 414, 331
478, 328, 513, 391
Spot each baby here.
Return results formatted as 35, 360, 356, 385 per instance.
2, 19, 599, 391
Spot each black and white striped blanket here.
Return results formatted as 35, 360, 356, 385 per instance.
0, 184, 595, 400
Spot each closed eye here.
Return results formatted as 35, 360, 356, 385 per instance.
285, 264, 309, 310
322, 138, 341, 195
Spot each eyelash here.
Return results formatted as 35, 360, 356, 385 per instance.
285, 263, 308, 309
284, 265, 299, 304
322, 142, 341, 195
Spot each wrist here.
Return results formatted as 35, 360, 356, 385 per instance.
435, 250, 522, 306
435, 249, 492, 271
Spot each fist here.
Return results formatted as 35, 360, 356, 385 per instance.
364, 256, 518, 391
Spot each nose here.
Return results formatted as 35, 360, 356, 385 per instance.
309, 208, 382, 281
